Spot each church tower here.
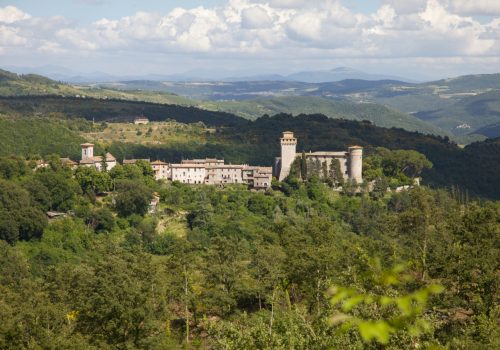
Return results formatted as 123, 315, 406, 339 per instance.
81, 143, 94, 160
278, 131, 297, 181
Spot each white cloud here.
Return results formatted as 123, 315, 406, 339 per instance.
241, 6, 273, 29
446, 0, 500, 16
0, 25, 27, 46
0, 1, 499, 76
0, 5, 31, 23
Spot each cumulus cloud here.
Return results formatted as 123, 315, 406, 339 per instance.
0, 5, 31, 23
241, 6, 273, 29
446, 0, 500, 16
0, 0, 499, 70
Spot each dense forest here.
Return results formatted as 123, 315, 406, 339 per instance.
0, 154, 498, 349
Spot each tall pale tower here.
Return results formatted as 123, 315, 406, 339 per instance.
81, 143, 94, 160
348, 146, 363, 183
279, 131, 297, 181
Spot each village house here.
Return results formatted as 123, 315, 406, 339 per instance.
151, 160, 169, 181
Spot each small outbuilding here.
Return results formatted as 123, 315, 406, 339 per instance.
134, 117, 149, 125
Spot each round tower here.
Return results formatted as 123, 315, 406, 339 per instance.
81, 143, 94, 160
279, 131, 297, 181
348, 146, 363, 183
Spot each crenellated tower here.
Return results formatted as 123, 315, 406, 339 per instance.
278, 131, 297, 181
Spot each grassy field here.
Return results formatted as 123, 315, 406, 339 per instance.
81, 121, 215, 147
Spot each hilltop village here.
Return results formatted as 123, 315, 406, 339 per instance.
37, 125, 364, 190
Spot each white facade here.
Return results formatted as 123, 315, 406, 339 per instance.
206, 165, 244, 185
151, 161, 170, 181
154, 158, 272, 189
171, 164, 206, 184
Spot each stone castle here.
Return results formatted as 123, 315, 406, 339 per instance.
274, 131, 363, 183
42, 131, 361, 189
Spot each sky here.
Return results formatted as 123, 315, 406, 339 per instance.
1, 0, 500, 80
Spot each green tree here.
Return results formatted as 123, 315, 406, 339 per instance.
114, 180, 153, 217
329, 158, 344, 187
0, 180, 47, 243
74, 166, 112, 196
68, 252, 169, 349
34, 169, 81, 211
203, 235, 253, 315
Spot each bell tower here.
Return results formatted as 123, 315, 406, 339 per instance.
278, 131, 297, 181
81, 143, 94, 160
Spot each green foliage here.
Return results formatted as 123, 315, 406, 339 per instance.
0, 124, 498, 349
0, 117, 85, 158
74, 166, 112, 196
34, 168, 82, 211
114, 179, 153, 217
68, 251, 169, 349
0, 180, 47, 244
328, 261, 444, 345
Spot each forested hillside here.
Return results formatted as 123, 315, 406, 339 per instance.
0, 156, 498, 349
0, 96, 248, 127
0, 117, 86, 159
1, 99, 499, 199
199, 96, 443, 135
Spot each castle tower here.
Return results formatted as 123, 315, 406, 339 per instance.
348, 146, 363, 183
278, 131, 297, 181
81, 143, 94, 160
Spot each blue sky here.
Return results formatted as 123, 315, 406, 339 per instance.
1, 0, 499, 80
9, 0, 380, 23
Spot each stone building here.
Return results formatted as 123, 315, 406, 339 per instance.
151, 160, 169, 181
274, 131, 363, 183
170, 163, 206, 184
162, 158, 272, 189
79, 143, 117, 171
242, 166, 273, 189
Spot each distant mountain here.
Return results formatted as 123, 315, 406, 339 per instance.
2, 67, 500, 138
4, 65, 416, 83
284, 67, 417, 83
425, 74, 500, 92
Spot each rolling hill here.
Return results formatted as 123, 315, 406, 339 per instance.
0, 69, 445, 136
95, 74, 500, 140
94, 73, 500, 138
3, 68, 500, 138
198, 96, 444, 135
